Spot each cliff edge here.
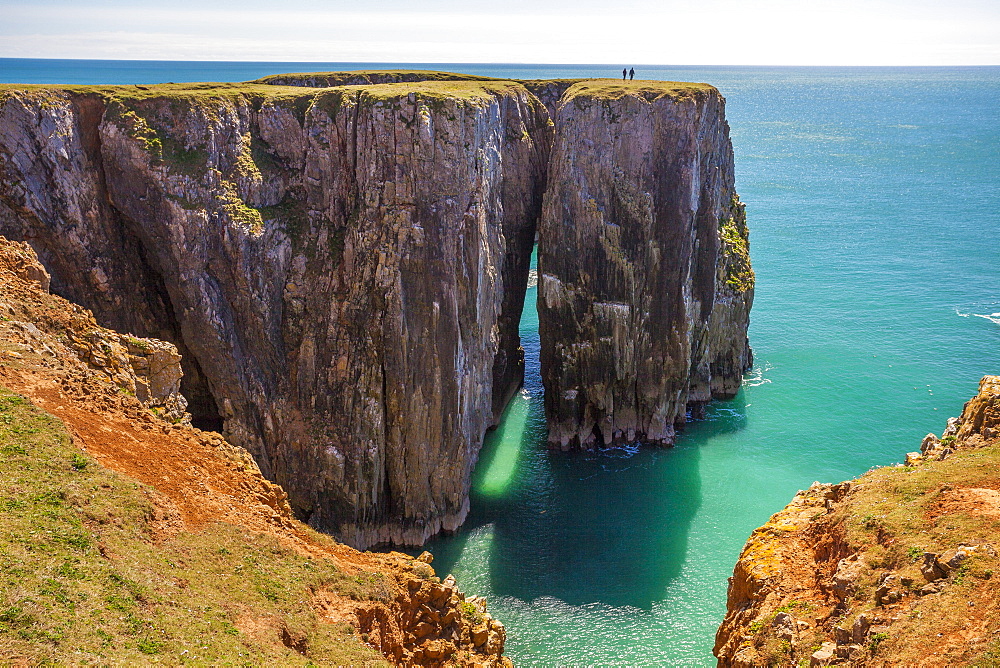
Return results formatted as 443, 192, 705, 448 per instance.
715, 376, 1000, 667
0, 71, 751, 546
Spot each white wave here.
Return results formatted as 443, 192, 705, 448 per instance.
955, 307, 1000, 325
742, 362, 773, 388
708, 407, 746, 420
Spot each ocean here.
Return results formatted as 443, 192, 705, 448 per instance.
3, 58, 999, 665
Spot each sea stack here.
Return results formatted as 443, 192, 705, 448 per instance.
537, 81, 753, 449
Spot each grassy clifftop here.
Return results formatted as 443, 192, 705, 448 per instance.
561, 79, 717, 104
715, 376, 1000, 667
252, 70, 497, 88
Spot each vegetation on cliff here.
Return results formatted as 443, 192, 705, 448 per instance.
715, 376, 1000, 667
720, 195, 755, 293
562, 79, 716, 105
0, 389, 388, 665
0, 69, 742, 550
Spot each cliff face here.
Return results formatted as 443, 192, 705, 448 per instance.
715, 376, 1000, 667
0, 81, 551, 549
0, 72, 750, 545
537, 82, 753, 448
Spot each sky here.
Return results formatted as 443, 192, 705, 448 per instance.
2, 0, 999, 65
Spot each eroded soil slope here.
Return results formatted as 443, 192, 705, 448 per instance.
0, 235, 509, 666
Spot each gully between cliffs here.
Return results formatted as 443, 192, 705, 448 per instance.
0, 74, 752, 549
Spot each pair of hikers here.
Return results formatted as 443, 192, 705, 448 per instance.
622, 67, 634, 81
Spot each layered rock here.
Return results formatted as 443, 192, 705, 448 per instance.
0, 80, 551, 548
537, 81, 753, 449
715, 376, 1000, 667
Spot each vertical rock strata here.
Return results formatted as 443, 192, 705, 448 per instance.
537, 81, 753, 449
0, 82, 551, 548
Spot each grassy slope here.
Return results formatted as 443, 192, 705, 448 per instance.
834, 442, 1000, 665
0, 388, 388, 666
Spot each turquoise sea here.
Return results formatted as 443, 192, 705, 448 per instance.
3, 60, 999, 665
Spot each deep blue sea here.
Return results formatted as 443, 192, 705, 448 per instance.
3, 59, 999, 664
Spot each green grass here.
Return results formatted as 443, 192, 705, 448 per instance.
719, 195, 754, 293
562, 78, 716, 104
829, 440, 1000, 665
160, 135, 209, 177
252, 69, 498, 87
0, 387, 388, 666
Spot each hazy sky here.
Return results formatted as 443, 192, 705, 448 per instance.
2, 0, 999, 65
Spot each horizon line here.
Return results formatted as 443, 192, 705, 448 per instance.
3, 57, 1000, 68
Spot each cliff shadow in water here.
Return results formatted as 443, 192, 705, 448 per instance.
429, 390, 749, 610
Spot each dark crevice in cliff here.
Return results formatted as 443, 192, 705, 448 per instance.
86, 95, 228, 434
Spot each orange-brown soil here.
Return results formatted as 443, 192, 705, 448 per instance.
714, 376, 1000, 667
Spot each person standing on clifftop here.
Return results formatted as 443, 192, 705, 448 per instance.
629, 68, 635, 80
623, 68, 627, 80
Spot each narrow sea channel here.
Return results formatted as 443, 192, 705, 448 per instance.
417, 67, 1000, 664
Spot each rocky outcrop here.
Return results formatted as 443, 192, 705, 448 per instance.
0, 81, 551, 549
342, 553, 511, 666
537, 81, 753, 449
0, 235, 189, 422
715, 376, 1000, 667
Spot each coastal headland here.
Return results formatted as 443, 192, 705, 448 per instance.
0, 70, 753, 550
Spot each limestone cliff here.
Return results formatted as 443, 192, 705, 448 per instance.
537, 81, 753, 448
0, 80, 551, 549
715, 376, 1000, 667
0, 72, 750, 547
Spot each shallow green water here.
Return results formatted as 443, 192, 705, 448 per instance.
420, 67, 1000, 664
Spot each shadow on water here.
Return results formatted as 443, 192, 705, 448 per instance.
427, 388, 749, 611
422, 247, 750, 610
